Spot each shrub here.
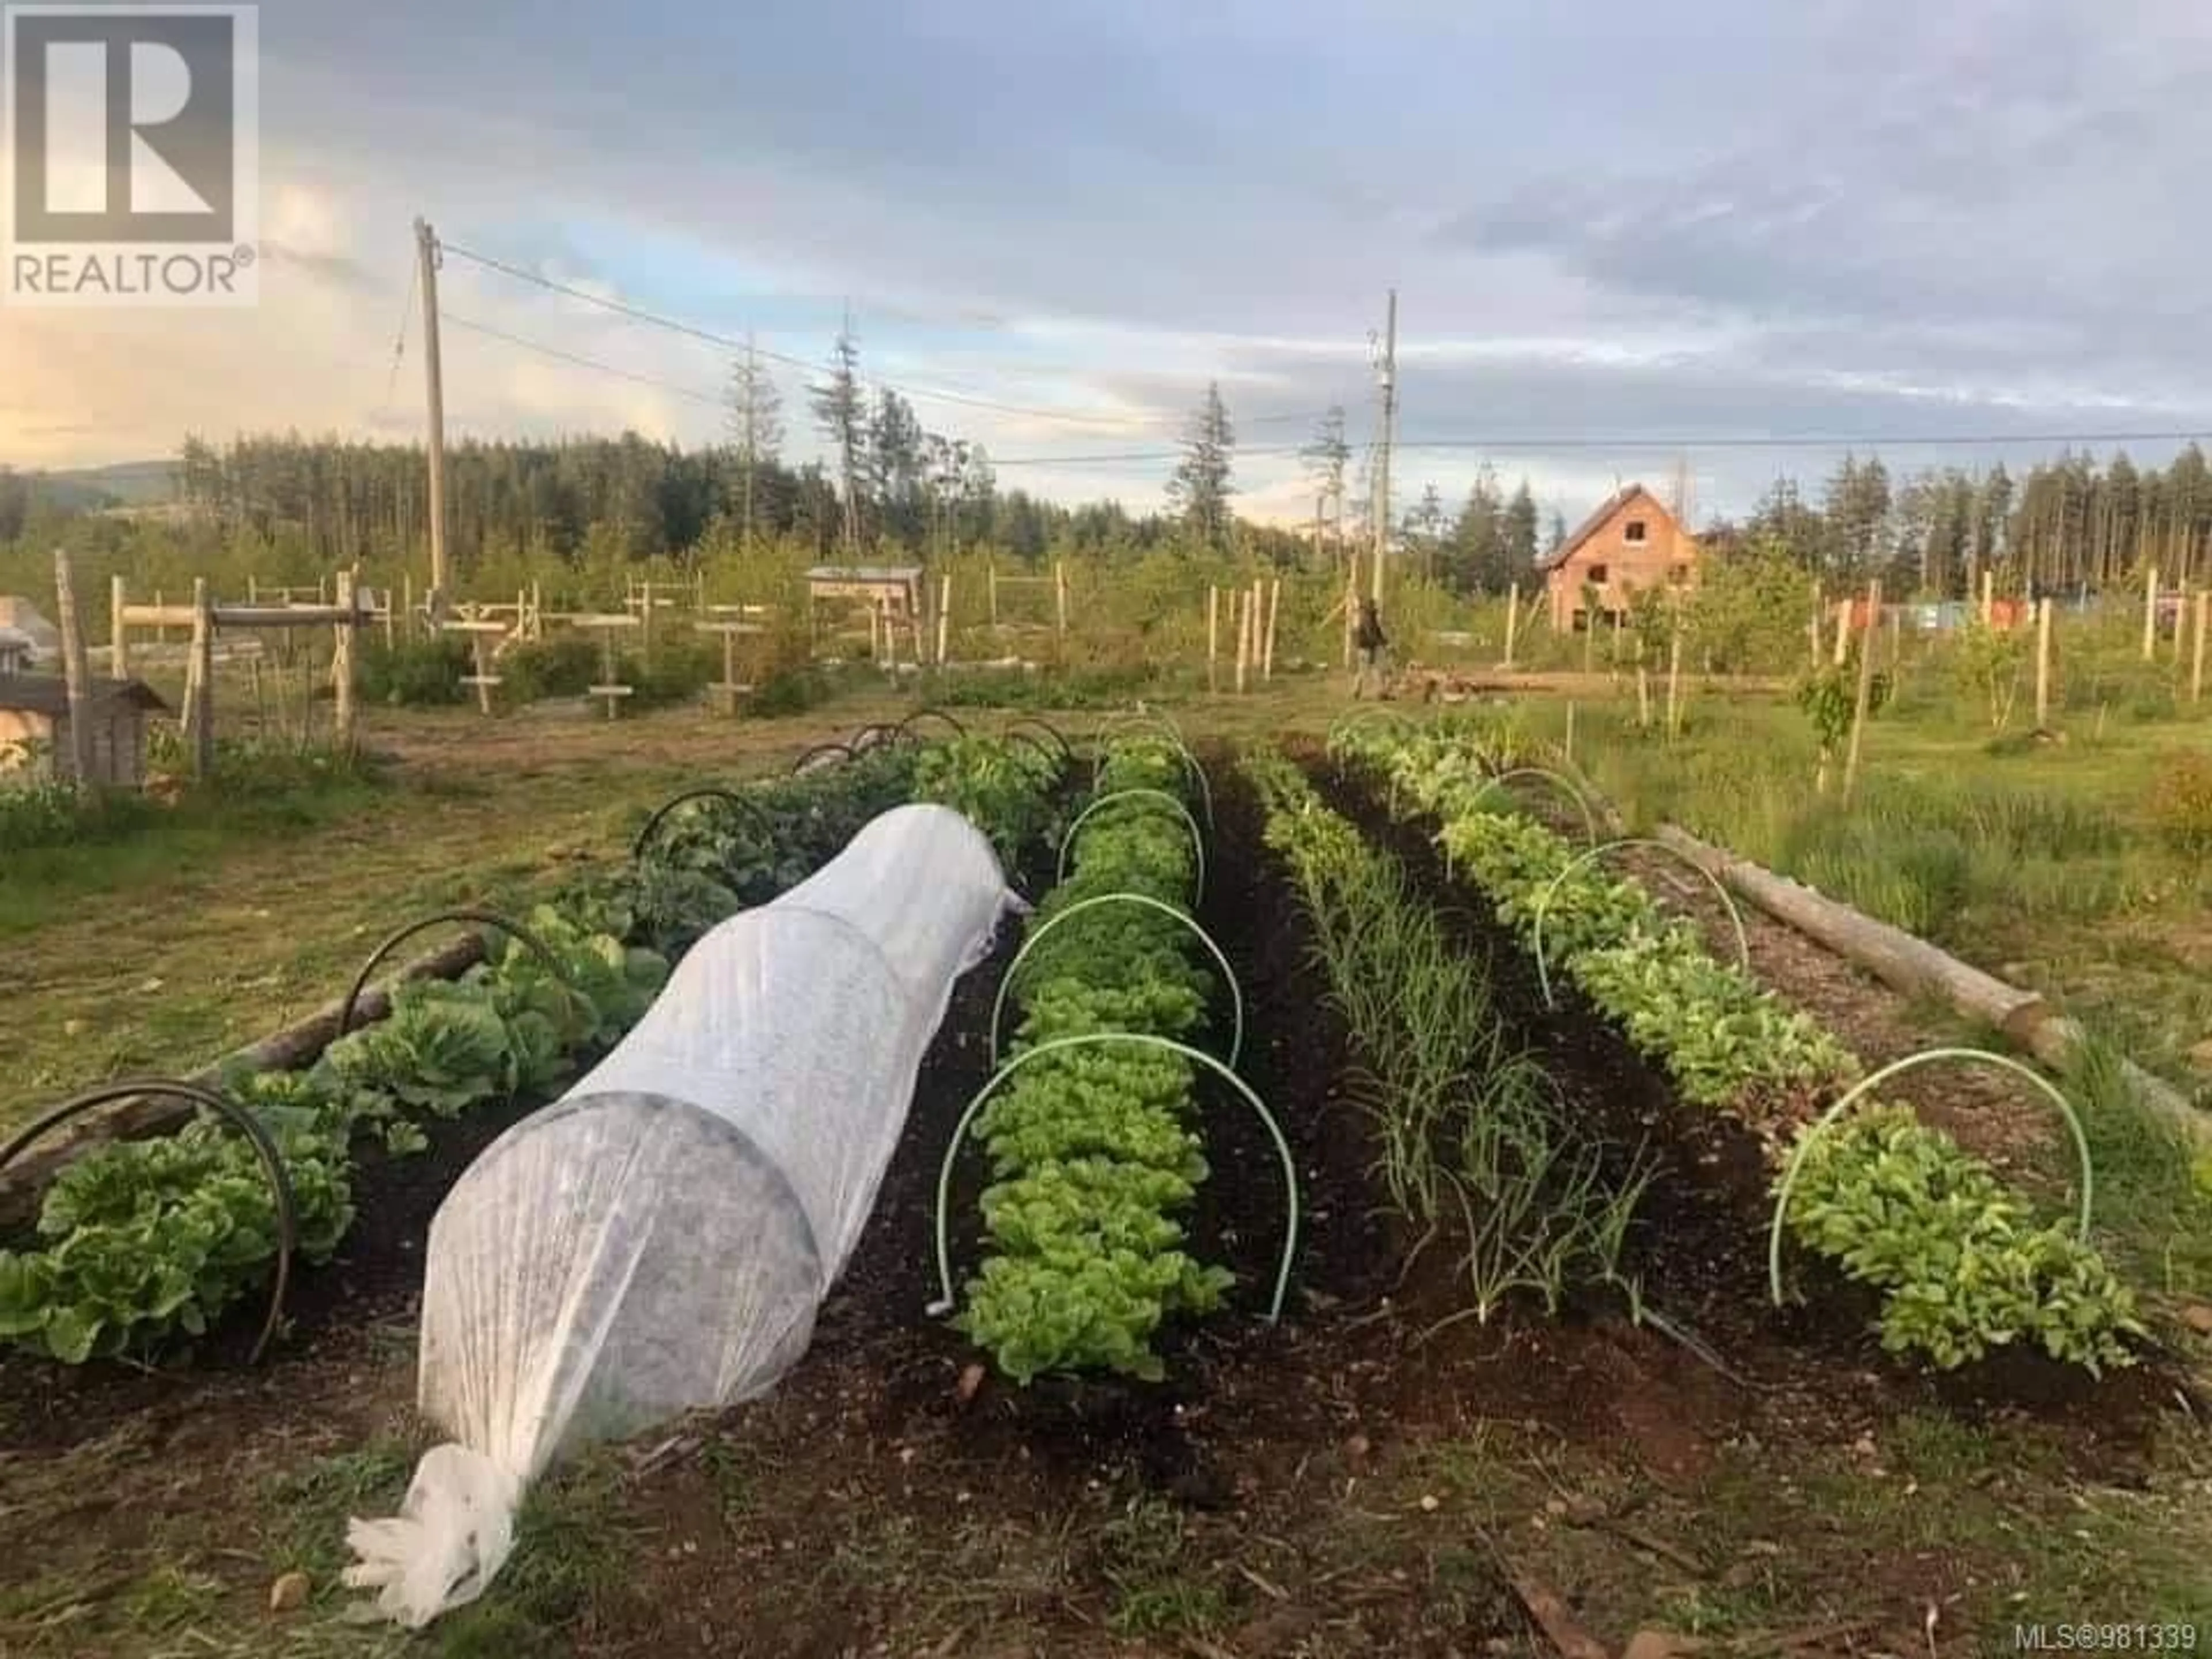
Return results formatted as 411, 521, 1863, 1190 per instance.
359, 638, 468, 707
2147, 751, 2212, 861
747, 663, 834, 717
622, 642, 719, 710
501, 637, 600, 703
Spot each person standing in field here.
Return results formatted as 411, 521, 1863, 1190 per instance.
1352, 597, 1388, 698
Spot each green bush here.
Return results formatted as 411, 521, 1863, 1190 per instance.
747, 663, 834, 717
359, 638, 468, 707
621, 642, 718, 710
0, 775, 164, 850
935, 664, 1162, 711
2147, 751, 2212, 861
501, 637, 600, 703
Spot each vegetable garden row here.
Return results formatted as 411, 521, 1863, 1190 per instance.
1322, 717, 2146, 1377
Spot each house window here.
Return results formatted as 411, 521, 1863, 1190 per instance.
1624, 520, 1648, 543
1586, 563, 1609, 584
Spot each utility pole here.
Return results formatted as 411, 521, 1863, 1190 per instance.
414, 217, 449, 616
1372, 289, 1397, 605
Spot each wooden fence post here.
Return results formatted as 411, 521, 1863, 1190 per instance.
189, 576, 214, 779
1832, 598, 1851, 667
1664, 619, 1685, 740
2193, 589, 2209, 706
1054, 562, 1069, 643
936, 573, 952, 668
1263, 577, 1281, 681
2033, 597, 2054, 729
1234, 586, 1250, 695
109, 573, 129, 680
1503, 582, 1521, 669
1206, 585, 1219, 694
1980, 569, 1995, 626
334, 569, 358, 751
1841, 577, 1883, 801
52, 551, 96, 785
2143, 565, 2160, 663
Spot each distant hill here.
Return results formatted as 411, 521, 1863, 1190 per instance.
27, 460, 180, 510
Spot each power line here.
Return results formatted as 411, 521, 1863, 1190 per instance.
441, 311, 727, 407
987, 427, 2212, 467
438, 236, 1336, 434
376, 260, 418, 420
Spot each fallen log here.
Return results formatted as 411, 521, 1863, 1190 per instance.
0, 933, 488, 1224
1652, 823, 2212, 1149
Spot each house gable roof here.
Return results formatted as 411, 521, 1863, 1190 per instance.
1536, 483, 1681, 573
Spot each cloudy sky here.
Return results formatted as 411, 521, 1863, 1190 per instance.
7, 0, 2212, 525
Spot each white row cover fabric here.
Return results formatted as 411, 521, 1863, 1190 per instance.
346, 804, 1020, 1627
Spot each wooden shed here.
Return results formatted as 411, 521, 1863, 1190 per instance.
1538, 483, 1701, 631
0, 675, 171, 785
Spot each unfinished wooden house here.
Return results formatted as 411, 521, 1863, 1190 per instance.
1539, 484, 1701, 631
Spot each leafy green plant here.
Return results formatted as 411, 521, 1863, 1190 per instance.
956, 733, 1228, 1384
1794, 661, 1891, 793
0, 1114, 354, 1363
912, 735, 1062, 866
1782, 1107, 2145, 1374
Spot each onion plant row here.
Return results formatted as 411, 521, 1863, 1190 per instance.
1240, 748, 1654, 1331
1328, 723, 2145, 1376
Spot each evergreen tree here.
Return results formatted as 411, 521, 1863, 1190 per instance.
1502, 480, 1540, 581
1166, 382, 1236, 551
810, 316, 867, 554
1300, 406, 1351, 561
724, 333, 783, 555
